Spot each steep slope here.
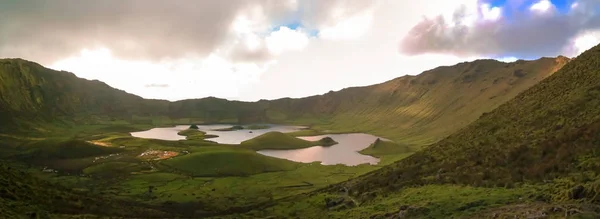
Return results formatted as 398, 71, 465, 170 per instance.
0, 59, 268, 132
268, 57, 570, 146
345, 45, 600, 195
0, 58, 167, 131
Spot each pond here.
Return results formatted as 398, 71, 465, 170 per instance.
131, 124, 305, 144
130, 125, 380, 165
257, 134, 381, 166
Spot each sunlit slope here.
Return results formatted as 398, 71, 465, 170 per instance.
268, 56, 569, 146
343, 44, 600, 197
0, 59, 268, 132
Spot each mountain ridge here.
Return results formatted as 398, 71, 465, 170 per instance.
0, 56, 570, 146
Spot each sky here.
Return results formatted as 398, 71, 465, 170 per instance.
1, 0, 599, 101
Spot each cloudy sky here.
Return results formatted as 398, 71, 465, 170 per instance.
1, 0, 599, 101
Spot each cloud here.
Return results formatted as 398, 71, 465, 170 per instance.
51, 49, 270, 100
298, 0, 379, 29
7, 0, 596, 102
40, 0, 482, 101
266, 27, 311, 54
530, 0, 554, 13
0, 0, 298, 63
144, 84, 169, 88
399, 0, 600, 58
563, 30, 600, 56
318, 12, 374, 40
238, 1, 486, 101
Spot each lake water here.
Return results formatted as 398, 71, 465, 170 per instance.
131, 124, 306, 144
131, 125, 380, 165
257, 134, 380, 166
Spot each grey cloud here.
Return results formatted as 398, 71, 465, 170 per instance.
399, 0, 600, 58
228, 44, 273, 63
0, 0, 295, 64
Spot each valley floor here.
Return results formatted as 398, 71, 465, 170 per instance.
0, 124, 412, 218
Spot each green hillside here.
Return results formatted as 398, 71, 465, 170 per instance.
240, 45, 600, 218
0, 58, 269, 132
0, 162, 173, 218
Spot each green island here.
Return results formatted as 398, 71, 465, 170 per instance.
240, 131, 338, 150
1, 43, 600, 218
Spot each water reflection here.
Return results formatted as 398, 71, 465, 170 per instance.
130, 124, 305, 144
258, 133, 380, 166
131, 126, 381, 166
130, 126, 188, 141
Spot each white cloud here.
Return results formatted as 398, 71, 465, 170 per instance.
481, 4, 501, 21
564, 31, 600, 57
265, 27, 310, 54
497, 57, 519, 62
318, 12, 374, 40
530, 0, 553, 13
571, 2, 579, 9
50, 48, 269, 101
238, 1, 485, 101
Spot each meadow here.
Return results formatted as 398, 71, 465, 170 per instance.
1, 124, 407, 217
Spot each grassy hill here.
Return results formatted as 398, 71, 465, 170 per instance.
359, 138, 412, 158
160, 147, 300, 177
238, 44, 600, 218
240, 131, 337, 150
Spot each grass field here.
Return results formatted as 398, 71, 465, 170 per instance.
161, 146, 301, 177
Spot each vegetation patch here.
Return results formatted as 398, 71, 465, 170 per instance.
240, 131, 337, 150
83, 161, 148, 176
160, 147, 300, 177
359, 138, 411, 158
